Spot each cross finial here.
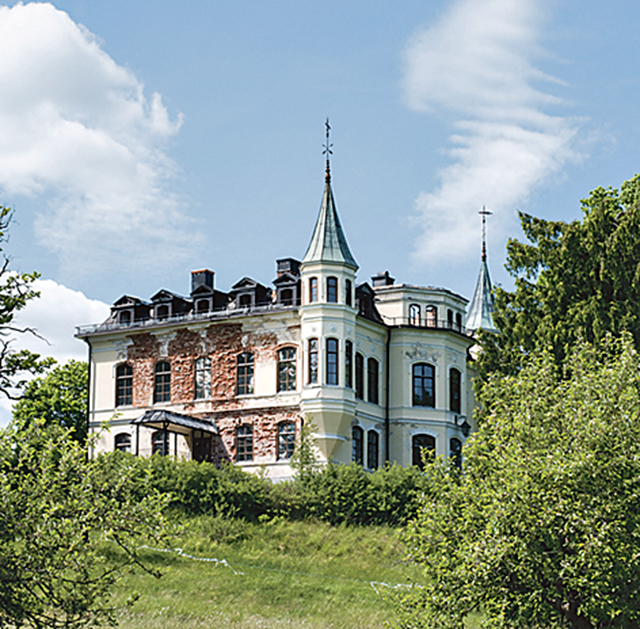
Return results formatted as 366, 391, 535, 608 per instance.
322, 118, 333, 183
479, 206, 492, 262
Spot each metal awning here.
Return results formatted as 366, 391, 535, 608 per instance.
132, 410, 218, 435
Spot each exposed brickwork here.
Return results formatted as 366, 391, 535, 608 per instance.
127, 333, 160, 407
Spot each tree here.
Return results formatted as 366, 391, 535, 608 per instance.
12, 360, 88, 443
478, 174, 640, 383
395, 336, 640, 629
0, 422, 168, 628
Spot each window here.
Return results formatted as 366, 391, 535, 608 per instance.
367, 358, 379, 404
326, 338, 338, 385
327, 277, 338, 303
114, 433, 131, 452
278, 422, 296, 460
345, 340, 353, 389
352, 426, 364, 465
450, 368, 461, 413
413, 363, 435, 407
309, 277, 318, 302
455, 312, 462, 332
195, 357, 211, 399
450, 437, 462, 469
196, 299, 210, 313
236, 425, 253, 462
426, 305, 437, 328
157, 304, 169, 320
367, 430, 379, 470
154, 361, 171, 403
278, 347, 296, 392
447, 308, 454, 328
119, 310, 131, 325
345, 279, 352, 306
281, 288, 294, 306
355, 353, 364, 399
409, 304, 421, 326
308, 338, 318, 384
239, 294, 251, 307
412, 434, 435, 469
152, 430, 169, 456
115, 363, 133, 407
237, 352, 254, 395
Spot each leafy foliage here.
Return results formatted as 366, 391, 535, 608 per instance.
0, 424, 168, 628
12, 360, 88, 443
395, 336, 640, 629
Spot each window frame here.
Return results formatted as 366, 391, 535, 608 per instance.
277, 347, 297, 392
194, 356, 212, 400
154, 361, 171, 404
115, 363, 133, 407
426, 305, 437, 328
345, 279, 352, 306
326, 276, 338, 303
450, 437, 462, 469
236, 424, 253, 462
114, 433, 131, 452
278, 422, 296, 460
449, 367, 461, 413
412, 433, 436, 469
367, 357, 379, 404
409, 303, 421, 326
413, 363, 435, 407
152, 430, 170, 456
326, 338, 339, 385
308, 338, 318, 384
345, 340, 353, 389
352, 426, 364, 465
309, 277, 318, 303
236, 352, 255, 396
367, 430, 379, 470
355, 352, 364, 399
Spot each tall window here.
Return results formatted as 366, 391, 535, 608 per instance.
152, 430, 169, 456
345, 279, 352, 306
114, 433, 131, 452
367, 358, 379, 404
326, 338, 338, 385
236, 425, 253, 462
308, 338, 318, 384
367, 430, 379, 470
195, 357, 211, 399
409, 304, 421, 326
345, 340, 353, 389
157, 304, 169, 320
449, 368, 461, 413
309, 277, 318, 302
412, 434, 435, 469
237, 352, 254, 395
119, 310, 131, 325
352, 426, 364, 465
327, 277, 338, 303
115, 363, 133, 407
447, 308, 454, 328
278, 347, 297, 392
450, 437, 462, 469
426, 305, 437, 328
413, 363, 435, 407
154, 361, 171, 403
355, 353, 364, 399
278, 422, 296, 460
455, 312, 462, 331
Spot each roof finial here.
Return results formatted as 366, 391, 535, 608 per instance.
322, 118, 333, 184
479, 206, 492, 262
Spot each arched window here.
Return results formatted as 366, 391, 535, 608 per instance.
114, 433, 131, 452
449, 368, 461, 413
450, 437, 462, 469
367, 358, 379, 404
278, 347, 296, 392
413, 363, 435, 407
309, 277, 318, 302
355, 353, 364, 399
367, 430, 379, 470
447, 308, 454, 328
326, 338, 338, 385
237, 352, 254, 395
327, 277, 338, 303
455, 312, 462, 332
115, 363, 133, 407
156, 304, 169, 320
345, 279, 352, 306
119, 310, 131, 325
154, 361, 171, 403
345, 340, 353, 389
426, 305, 437, 328
308, 338, 318, 384
152, 430, 169, 456
412, 434, 435, 469
195, 357, 211, 399
409, 304, 421, 326
352, 426, 364, 465
278, 422, 296, 460
236, 425, 253, 462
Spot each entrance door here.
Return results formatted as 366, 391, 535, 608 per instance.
193, 430, 212, 462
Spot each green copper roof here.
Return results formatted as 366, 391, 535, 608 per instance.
302, 178, 358, 269
466, 257, 497, 333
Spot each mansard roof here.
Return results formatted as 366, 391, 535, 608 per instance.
112, 294, 148, 308
150, 289, 188, 303
466, 258, 497, 333
230, 277, 266, 291
302, 178, 357, 269
273, 272, 300, 286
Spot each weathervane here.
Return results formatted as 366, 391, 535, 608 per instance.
479, 206, 492, 262
323, 118, 333, 183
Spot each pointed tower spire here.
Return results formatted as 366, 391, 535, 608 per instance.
467, 207, 497, 333
302, 121, 357, 269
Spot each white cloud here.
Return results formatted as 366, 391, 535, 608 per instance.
403, 0, 582, 265
0, 3, 192, 281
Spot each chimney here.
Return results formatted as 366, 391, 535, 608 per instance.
191, 269, 214, 294
371, 271, 395, 287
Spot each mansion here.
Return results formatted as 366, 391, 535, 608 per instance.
77, 161, 494, 479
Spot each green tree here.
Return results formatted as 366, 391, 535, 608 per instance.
0, 423, 168, 628
394, 336, 640, 629
13, 360, 88, 443
478, 174, 640, 383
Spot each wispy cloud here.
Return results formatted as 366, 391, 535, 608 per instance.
0, 3, 193, 281
403, 0, 582, 265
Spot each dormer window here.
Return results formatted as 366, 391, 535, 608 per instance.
195, 299, 210, 313
281, 289, 293, 306
156, 305, 170, 320
119, 310, 132, 325
327, 277, 338, 303
239, 294, 251, 308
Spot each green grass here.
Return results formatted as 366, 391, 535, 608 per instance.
111, 515, 424, 628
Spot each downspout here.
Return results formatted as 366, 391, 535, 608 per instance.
83, 338, 92, 460
385, 326, 391, 464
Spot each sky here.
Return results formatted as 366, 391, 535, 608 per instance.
3, 0, 640, 419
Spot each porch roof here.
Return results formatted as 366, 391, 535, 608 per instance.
132, 410, 218, 435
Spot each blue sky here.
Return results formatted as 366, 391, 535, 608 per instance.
3, 0, 640, 385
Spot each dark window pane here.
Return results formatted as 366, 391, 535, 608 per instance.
345, 280, 352, 306
413, 363, 435, 407
367, 358, 379, 404
367, 430, 379, 470
236, 425, 253, 461
450, 437, 462, 469
345, 341, 353, 389
450, 368, 461, 413
327, 277, 338, 303
412, 434, 435, 469
114, 433, 131, 452
152, 430, 170, 456
154, 361, 171, 403
352, 426, 364, 465
116, 363, 133, 406
278, 347, 297, 392
326, 338, 338, 385
237, 352, 254, 395
278, 422, 296, 460
355, 353, 364, 399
